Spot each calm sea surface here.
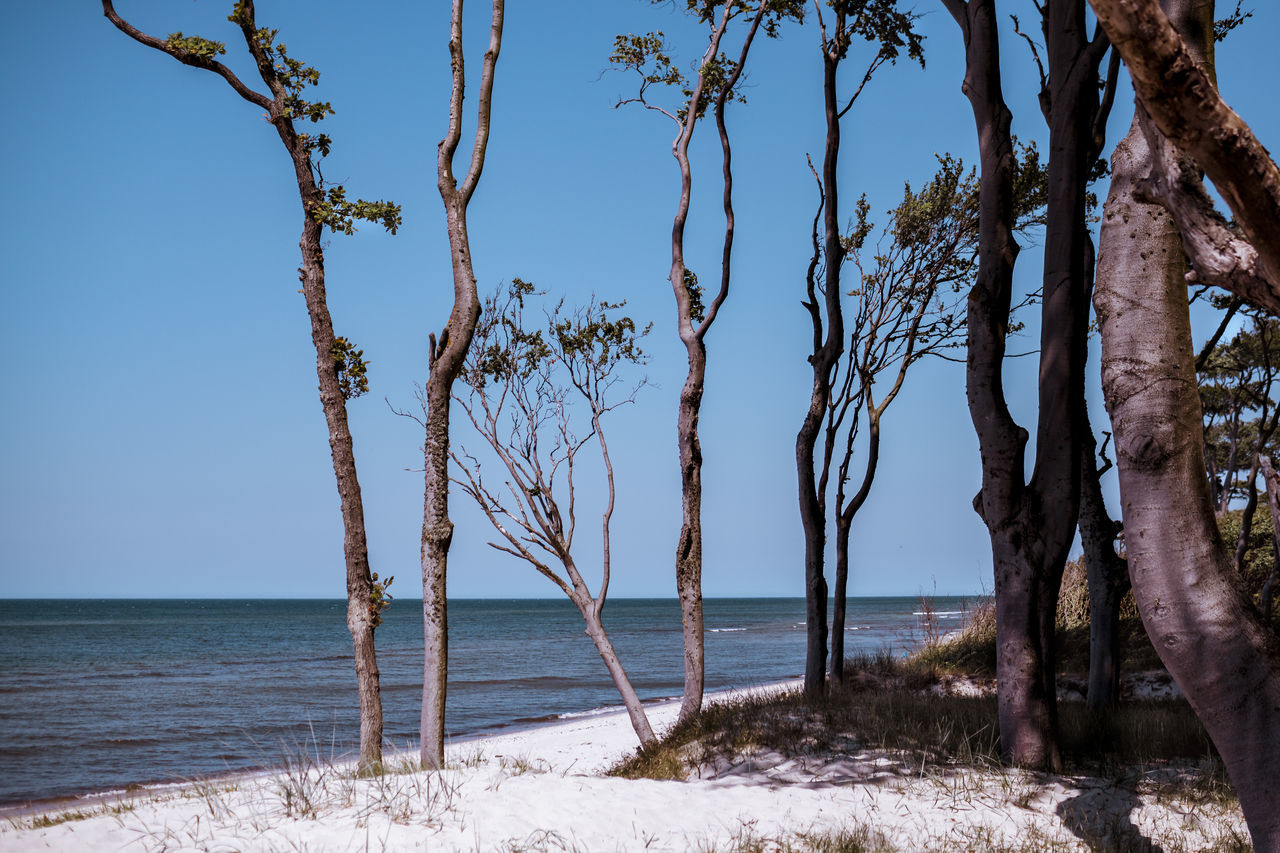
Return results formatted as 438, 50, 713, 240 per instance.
0, 596, 971, 805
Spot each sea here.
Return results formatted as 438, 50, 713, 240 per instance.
0, 596, 973, 806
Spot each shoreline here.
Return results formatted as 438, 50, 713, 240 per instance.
0, 678, 800, 822
0, 676, 1248, 852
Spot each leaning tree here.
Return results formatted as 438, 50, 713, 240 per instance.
102, 0, 400, 773
450, 281, 657, 746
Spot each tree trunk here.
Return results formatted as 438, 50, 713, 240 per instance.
797, 45, 847, 700
295, 200, 383, 774
1234, 454, 1262, 574
944, 0, 1097, 771
580, 601, 657, 747
419, 364, 455, 770
1096, 4, 1280, 843
1259, 457, 1280, 625
675, 347, 706, 723
420, 0, 503, 769
1078, 412, 1129, 711
830, 515, 851, 687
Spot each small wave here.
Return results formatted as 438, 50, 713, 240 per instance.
913, 610, 964, 617
707, 627, 746, 633
555, 705, 622, 721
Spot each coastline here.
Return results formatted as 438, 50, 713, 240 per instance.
0, 676, 1247, 852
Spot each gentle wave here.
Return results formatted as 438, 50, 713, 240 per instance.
707, 627, 746, 633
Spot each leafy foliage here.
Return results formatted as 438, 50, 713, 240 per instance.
330, 336, 370, 400
1214, 1, 1254, 42
311, 186, 402, 236
368, 572, 394, 629
683, 268, 706, 324
611, 1, 803, 123
826, 0, 925, 68
165, 33, 226, 61
1199, 314, 1280, 509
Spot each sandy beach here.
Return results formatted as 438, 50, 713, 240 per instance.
0, 680, 1247, 852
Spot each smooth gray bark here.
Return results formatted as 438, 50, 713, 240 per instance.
1096, 4, 1280, 846
421, 0, 504, 769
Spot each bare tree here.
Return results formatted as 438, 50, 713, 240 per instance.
611, 0, 802, 721
420, 0, 504, 770
449, 281, 657, 747
102, 0, 400, 774
1093, 1, 1280, 847
795, 0, 925, 697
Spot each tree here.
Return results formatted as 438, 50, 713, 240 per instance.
942, 0, 1111, 770
102, 0, 400, 774
822, 154, 1047, 688
611, 0, 802, 722
1092, 1, 1280, 847
794, 0, 924, 698
451, 281, 657, 747
1077, 421, 1130, 712
1011, 4, 1129, 717
419, 0, 504, 770
1198, 315, 1280, 576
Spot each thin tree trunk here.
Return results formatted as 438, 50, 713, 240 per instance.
1096, 4, 1280, 844
1234, 454, 1262, 573
1259, 456, 1280, 625
798, 41, 847, 700
421, 0, 504, 769
294, 211, 384, 774
668, 4, 767, 724
830, 515, 851, 686
580, 604, 657, 747
675, 353, 706, 723
1078, 413, 1128, 711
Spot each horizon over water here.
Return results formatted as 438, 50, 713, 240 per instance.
0, 595, 975, 806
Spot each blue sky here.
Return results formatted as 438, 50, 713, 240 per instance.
2, 2, 1276, 599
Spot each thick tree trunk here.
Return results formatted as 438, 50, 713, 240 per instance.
1096, 5, 1280, 842
944, 0, 1091, 771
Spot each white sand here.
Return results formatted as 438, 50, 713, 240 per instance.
0, 681, 1247, 852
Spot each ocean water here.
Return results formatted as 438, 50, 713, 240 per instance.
0, 596, 972, 805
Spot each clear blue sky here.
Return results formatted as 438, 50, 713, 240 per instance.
2, 2, 1276, 599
